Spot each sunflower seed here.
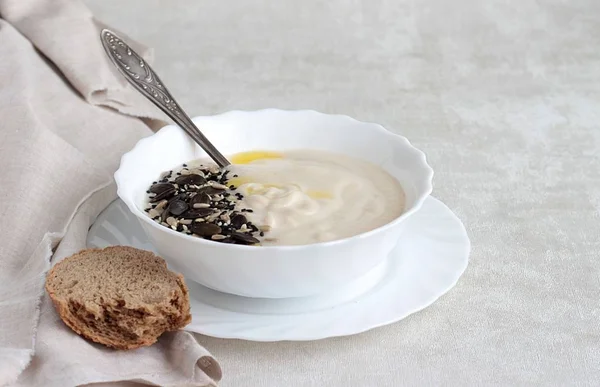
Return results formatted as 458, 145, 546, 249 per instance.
191, 222, 221, 237
155, 200, 169, 211
149, 182, 174, 194
149, 186, 176, 202
167, 200, 188, 216
191, 192, 210, 206
180, 208, 214, 219
175, 174, 206, 186
231, 214, 247, 229
231, 231, 260, 245
211, 183, 229, 190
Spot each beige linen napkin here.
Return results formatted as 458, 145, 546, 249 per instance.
0, 0, 221, 386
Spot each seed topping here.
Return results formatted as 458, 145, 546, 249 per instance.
145, 162, 264, 245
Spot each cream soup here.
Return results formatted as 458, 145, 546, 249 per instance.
225, 150, 404, 245
145, 150, 404, 246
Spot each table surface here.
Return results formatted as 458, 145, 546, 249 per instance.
86, 1, 600, 385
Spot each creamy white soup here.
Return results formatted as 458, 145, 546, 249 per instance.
225, 150, 404, 245
145, 150, 405, 246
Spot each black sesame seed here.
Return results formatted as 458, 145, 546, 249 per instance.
260, 232, 265, 237
183, 164, 188, 167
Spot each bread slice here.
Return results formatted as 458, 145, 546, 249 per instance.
45, 246, 192, 350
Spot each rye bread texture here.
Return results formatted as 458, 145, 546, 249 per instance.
45, 246, 192, 350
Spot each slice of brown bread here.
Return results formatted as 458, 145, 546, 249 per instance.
45, 246, 192, 350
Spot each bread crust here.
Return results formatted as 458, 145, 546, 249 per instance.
45, 246, 192, 350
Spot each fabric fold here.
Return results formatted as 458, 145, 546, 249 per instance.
0, 0, 167, 122
0, 0, 219, 386
14, 186, 220, 387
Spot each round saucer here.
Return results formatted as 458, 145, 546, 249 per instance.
87, 196, 470, 341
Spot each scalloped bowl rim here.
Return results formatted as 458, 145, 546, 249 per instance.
114, 109, 434, 251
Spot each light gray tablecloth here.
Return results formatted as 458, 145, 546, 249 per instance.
85, 0, 600, 385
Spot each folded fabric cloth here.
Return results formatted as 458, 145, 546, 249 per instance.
0, 0, 221, 385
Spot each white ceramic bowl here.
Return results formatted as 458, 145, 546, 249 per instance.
115, 109, 433, 298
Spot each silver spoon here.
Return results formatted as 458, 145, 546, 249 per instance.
100, 29, 230, 168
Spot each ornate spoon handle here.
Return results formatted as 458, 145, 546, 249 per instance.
100, 29, 230, 168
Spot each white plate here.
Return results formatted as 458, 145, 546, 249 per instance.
87, 196, 470, 341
